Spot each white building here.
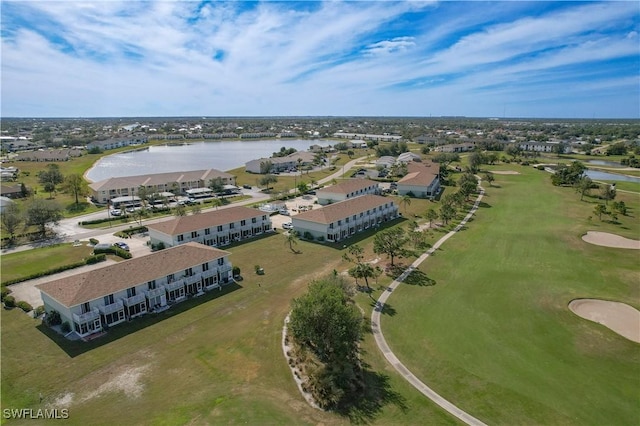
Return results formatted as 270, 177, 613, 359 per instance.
292, 194, 399, 242
37, 243, 233, 339
146, 206, 273, 248
315, 179, 379, 205
245, 151, 316, 174
396, 161, 441, 199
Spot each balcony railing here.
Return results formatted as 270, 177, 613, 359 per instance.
165, 280, 185, 292
144, 286, 166, 299
73, 309, 100, 324
183, 275, 201, 286
122, 293, 146, 306
98, 300, 124, 315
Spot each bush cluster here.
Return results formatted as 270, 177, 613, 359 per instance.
4, 295, 16, 308
16, 301, 33, 312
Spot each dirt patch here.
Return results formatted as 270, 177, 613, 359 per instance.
581, 231, 640, 249
491, 170, 520, 175
569, 299, 640, 343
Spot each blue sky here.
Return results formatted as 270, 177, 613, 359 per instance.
1, 1, 638, 118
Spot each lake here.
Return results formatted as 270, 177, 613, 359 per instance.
86, 139, 332, 182
586, 160, 622, 167
585, 170, 640, 183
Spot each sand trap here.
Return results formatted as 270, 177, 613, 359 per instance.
581, 231, 640, 249
491, 170, 520, 175
569, 299, 640, 343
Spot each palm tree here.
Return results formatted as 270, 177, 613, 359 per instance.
425, 208, 438, 228
399, 194, 412, 214
285, 230, 299, 252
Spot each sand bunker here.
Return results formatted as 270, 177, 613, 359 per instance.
581, 231, 640, 249
569, 299, 640, 343
492, 170, 520, 175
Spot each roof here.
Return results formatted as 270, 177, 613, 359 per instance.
88, 169, 232, 188
36, 242, 230, 307
147, 205, 268, 236
293, 194, 395, 225
398, 162, 440, 186
318, 179, 378, 195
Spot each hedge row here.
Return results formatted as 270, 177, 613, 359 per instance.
93, 246, 132, 259
114, 226, 148, 238
1, 254, 107, 286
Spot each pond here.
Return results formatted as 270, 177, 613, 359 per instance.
584, 170, 640, 183
86, 139, 333, 182
586, 160, 623, 167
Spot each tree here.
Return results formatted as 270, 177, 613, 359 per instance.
551, 161, 586, 186
1, 202, 22, 241
190, 204, 202, 214
612, 201, 627, 216
593, 204, 607, 221
259, 160, 273, 174
174, 204, 187, 217
575, 176, 593, 201
373, 227, 407, 266
210, 198, 222, 210
399, 194, 412, 214
25, 198, 63, 236
63, 174, 89, 204
425, 208, 438, 228
468, 152, 483, 173
342, 244, 375, 291
259, 174, 278, 190
137, 185, 149, 209
505, 144, 521, 160
297, 182, 309, 194
432, 153, 460, 168
288, 275, 362, 409
284, 230, 299, 253
37, 164, 64, 198
483, 171, 495, 187
552, 142, 568, 157
439, 204, 456, 225
208, 177, 225, 194
599, 184, 616, 205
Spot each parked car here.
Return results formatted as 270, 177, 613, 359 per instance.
110, 209, 122, 216
242, 184, 252, 189
282, 222, 293, 230
113, 242, 130, 251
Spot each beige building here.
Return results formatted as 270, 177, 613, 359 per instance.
396, 161, 441, 199
315, 179, 380, 205
292, 194, 399, 242
147, 206, 273, 248
89, 169, 235, 204
37, 243, 233, 339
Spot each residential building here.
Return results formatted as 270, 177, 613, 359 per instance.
332, 132, 402, 142
292, 195, 399, 242
146, 206, 272, 248
397, 152, 422, 163
396, 161, 441, 199
89, 169, 235, 204
36, 242, 233, 339
86, 136, 148, 151
245, 151, 316, 174
433, 142, 476, 153
315, 179, 379, 205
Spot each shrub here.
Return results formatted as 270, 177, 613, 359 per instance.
34, 305, 46, 317
85, 254, 106, 264
89, 238, 99, 245
232, 266, 241, 277
4, 295, 16, 308
1, 287, 12, 302
16, 300, 33, 313
303, 231, 313, 240
46, 310, 62, 326
316, 236, 325, 242
61, 321, 71, 333
536, 165, 545, 170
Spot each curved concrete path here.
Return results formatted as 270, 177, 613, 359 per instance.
371, 180, 488, 426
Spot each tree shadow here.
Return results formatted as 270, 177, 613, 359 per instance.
477, 201, 492, 208
336, 366, 408, 424
402, 269, 436, 287
370, 300, 396, 316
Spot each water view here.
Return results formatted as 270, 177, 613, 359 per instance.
585, 170, 640, 183
86, 139, 332, 182
586, 160, 623, 167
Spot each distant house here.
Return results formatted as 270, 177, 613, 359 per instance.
0, 196, 14, 213
518, 141, 570, 153
0, 184, 25, 198
146, 206, 273, 248
36, 242, 233, 339
245, 151, 316, 174
397, 152, 422, 163
376, 156, 396, 169
14, 148, 84, 162
332, 132, 402, 142
292, 194, 399, 242
315, 179, 379, 205
86, 136, 148, 151
396, 161, 441, 199
89, 169, 235, 204
434, 143, 476, 153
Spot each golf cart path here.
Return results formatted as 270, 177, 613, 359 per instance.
371, 179, 488, 426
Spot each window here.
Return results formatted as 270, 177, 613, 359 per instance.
217, 225, 223, 232
252, 217, 257, 223
177, 235, 184, 242
337, 220, 342, 225
241, 220, 246, 226
262, 215, 267, 220
148, 280, 157, 290
353, 215, 356, 220
345, 217, 349, 223
103, 294, 114, 305
191, 231, 198, 238
82, 302, 90, 314
202, 263, 209, 272
184, 267, 193, 276
126, 287, 136, 298
230, 223, 235, 229
329, 223, 334, 229
167, 273, 175, 283
204, 228, 210, 235
218, 258, 225, 266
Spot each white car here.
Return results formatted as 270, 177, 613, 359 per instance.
282, 222, 293, 230
110, 209, 122, 216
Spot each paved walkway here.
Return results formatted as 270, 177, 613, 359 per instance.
370, 180, 488, 426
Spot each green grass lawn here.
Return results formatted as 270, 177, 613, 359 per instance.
381, 167, 640, 425
1, 243, 94, 285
